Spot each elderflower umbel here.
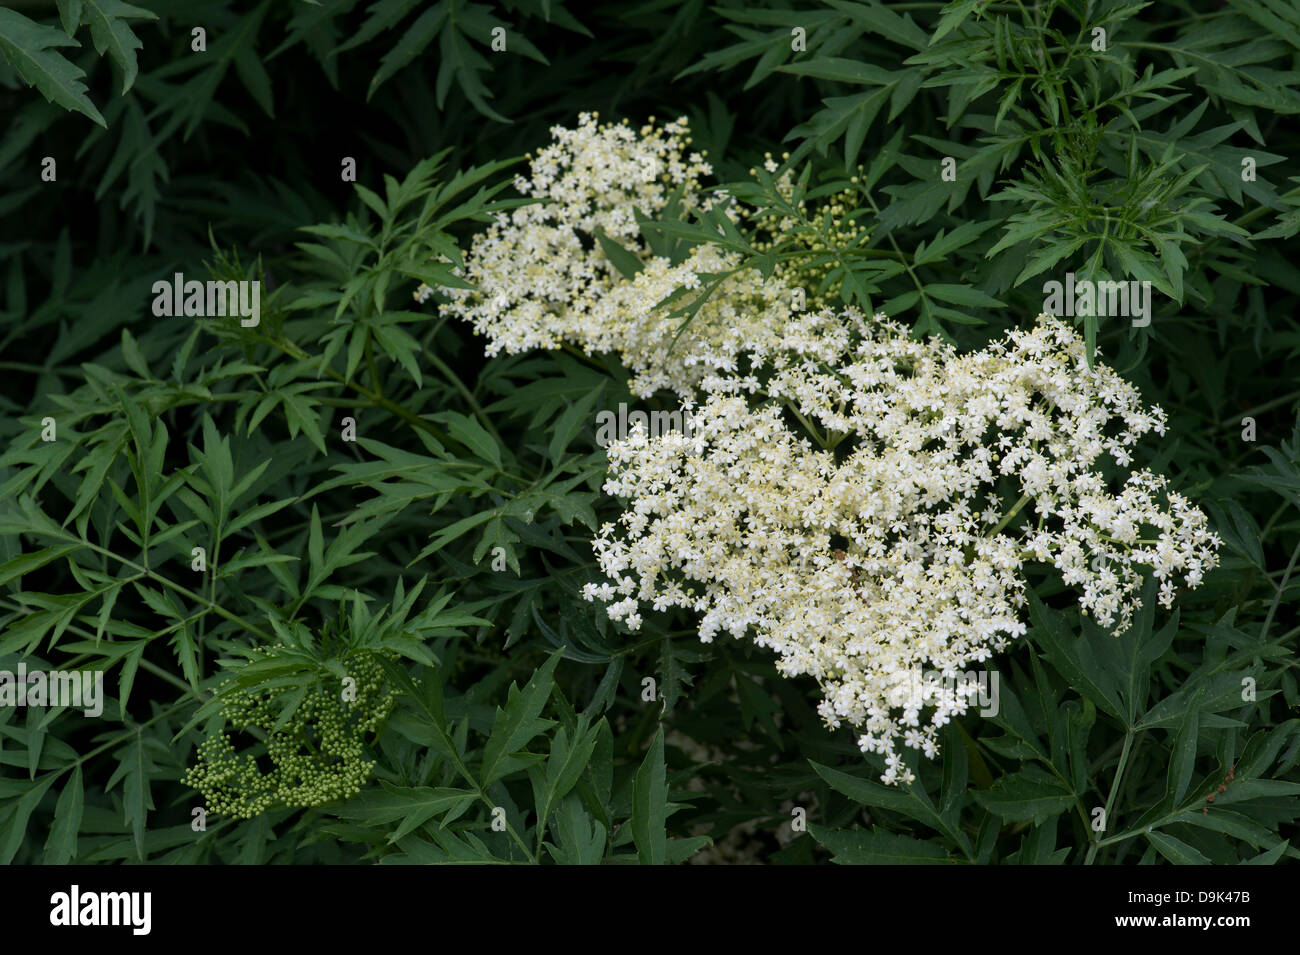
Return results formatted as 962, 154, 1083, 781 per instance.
582, 312, 1220, 784
435, 114, 801, 398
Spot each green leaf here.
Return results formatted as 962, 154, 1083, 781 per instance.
1241, 840, 1291, 865
924, 283, 1005, 308
972, 774, 1076, 825
44, 765, 83, 864
81, 0, 157, 94
631, 726, 667, 865
912, 220, 997, 266
233, 43, 275, 117
593, 228, 645, 280
809, 823, 952, 863
479, 649, 561, 785
1174, 807, 1282, 849
777, 57, 897, 86
335, 784, 477, 842
1145, 829, 1211, 865
1166, 709, 1201, 806
666, 835, 711, 863
547, 793, 605, 865
368, 2, 449, 98
533, 716, 599, 845
0, 8, 104, 125
929, 0, 981, 44
105, 733, 159, 861
1027, 591, 1126, 723
810, 759, 973, 857
0, 543, 81, 588
0, 773, 58, 864
55, 1, 83, 35
811, 760, 916, 812
429, 411, 503, 470
827, 0, 928, 51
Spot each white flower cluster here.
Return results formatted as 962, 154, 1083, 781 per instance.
431, 113, 799, 398
581, 310, 1220, 784
427, 115, 1221, 785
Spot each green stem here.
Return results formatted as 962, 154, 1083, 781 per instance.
1218, 390, 1300, 429
0, 361, 51, 373
1260, 536, 1300, 641
1085, 728, 1134, 864
990, 493, 1032, 536
365, 331, 383, 401
53, 536, 274, 643
422, 346, 505, 446
140, 658, 211, 702
783, 400, 831, 450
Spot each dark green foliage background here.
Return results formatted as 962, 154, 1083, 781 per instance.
0, 0, 1297, 864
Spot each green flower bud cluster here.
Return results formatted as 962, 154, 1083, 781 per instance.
740, 157, 871, 311
184, 648, 398, 818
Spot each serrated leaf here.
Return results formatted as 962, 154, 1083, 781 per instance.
105, 733, 158, 861
593, 228, 644, 281
0, 9, 104, 125
480, 649, 561, 785
631, 726, 667, 865
82, 0, 156, 94
43, 765, 83, 864
0, 773, 58, 864
1145, 829, 1210, 865
548, 793, 605, 865
972, 775, 1076, 825
335, 784, 476, 842
369, 1, 449, 98
809, 823, 952, 863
